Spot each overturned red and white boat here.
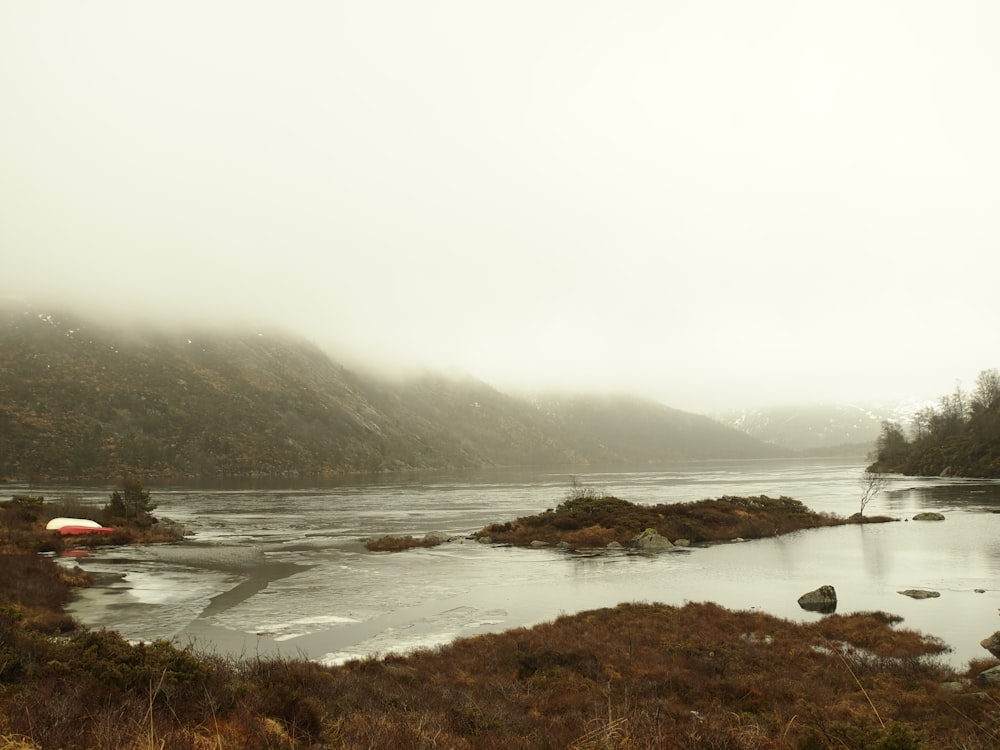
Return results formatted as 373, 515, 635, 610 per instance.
45, 517, 116, 536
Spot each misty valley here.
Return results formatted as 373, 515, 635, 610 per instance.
1, 304, 900, 484
5, 1, 999, 742
4, 305, 1000, 748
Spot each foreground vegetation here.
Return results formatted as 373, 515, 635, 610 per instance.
2, 577, 998, 749
479, 491, 886, 550
4, 483, 999, 749
871, 368, 1000, 478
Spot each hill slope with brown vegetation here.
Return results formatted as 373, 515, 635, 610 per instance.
0, 304, 787, 481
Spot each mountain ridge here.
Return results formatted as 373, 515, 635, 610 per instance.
0, 304, 789, 481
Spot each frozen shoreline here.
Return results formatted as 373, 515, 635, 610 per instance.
55, 460, 1000, 670
69, 527, 1000, 671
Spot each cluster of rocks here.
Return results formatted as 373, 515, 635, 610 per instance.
631, 528, 685, 551
976, 633, 1000, 688
797, 584, 953, 613
798, 583, 1000, 692
480, 527, 693, 552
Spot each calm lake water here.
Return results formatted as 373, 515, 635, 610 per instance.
17, 457, 1000, 668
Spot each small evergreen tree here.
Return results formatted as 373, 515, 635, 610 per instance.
107, 473, 156, 524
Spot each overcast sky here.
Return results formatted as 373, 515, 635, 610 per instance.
2, 2, 998, 413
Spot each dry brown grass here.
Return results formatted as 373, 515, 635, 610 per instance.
1, 593, 997, 748
0, 736, 40, 750
364, 534, 444, 552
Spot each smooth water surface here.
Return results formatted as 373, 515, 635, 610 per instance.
17, 457, 1000, 668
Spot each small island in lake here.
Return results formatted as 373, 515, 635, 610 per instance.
476, 491, 890, 551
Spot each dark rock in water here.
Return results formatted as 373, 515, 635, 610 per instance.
898, 589, 941, 599
980, 632, 1000, 658
797, 585, 837, 613
913, 512, 946, 521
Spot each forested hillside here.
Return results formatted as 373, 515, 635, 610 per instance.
0, 306, 786, 481
870, 369, 1000, 478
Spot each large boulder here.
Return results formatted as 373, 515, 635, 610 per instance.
797, 585, 837, 614
981, 633, 1000, 658
631, 528, 674, 551
913, 512, 946, 521
980, 665, 1000, 684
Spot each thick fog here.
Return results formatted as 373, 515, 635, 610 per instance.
2, 2, 998, 412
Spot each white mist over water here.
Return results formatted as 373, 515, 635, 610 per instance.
32, 458, 1000, 669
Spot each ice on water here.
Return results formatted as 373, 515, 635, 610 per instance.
50, 460, 1000, 669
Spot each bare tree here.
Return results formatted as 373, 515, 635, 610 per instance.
972, 368, 1000, 413
859, 469, 887, 518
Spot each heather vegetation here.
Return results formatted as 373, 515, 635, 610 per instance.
479, 489, 884, 550
364, 534, 446, 552
2, 587, 999, 748
870, 368, 1000, 478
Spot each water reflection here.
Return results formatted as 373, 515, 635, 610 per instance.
887, 482, 1000, 514
859, 525, 889, 583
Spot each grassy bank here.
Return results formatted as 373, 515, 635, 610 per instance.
2, 592, 998, 749
0, 493, 184, 555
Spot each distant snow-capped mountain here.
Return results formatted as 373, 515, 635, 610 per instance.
713, 400, 933, 454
